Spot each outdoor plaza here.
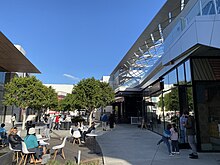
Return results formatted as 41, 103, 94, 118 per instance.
0, 122, 104, 165
1, 123, 220, 165
1, 0, 220, 164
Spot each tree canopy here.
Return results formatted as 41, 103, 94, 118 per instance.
3, 76, 58, 110
158, 86, 193, 112
73, 77, 114, 111
3, 76, 58, 129
73, 77, 115, 125
58, 93, 76, 111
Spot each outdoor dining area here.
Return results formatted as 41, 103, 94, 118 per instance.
0, 121, 103, 165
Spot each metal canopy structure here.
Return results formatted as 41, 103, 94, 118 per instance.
110, 0, 189, 90
0, 32, 40, 73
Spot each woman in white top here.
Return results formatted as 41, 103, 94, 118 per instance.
170, 123, 179, 154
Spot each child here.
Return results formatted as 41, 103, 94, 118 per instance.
0, 123, 8, 146
170, 123, 179, 154
157, 123, 173, 156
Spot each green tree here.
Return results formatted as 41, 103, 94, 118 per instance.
58, 93, 76, 111
73, 77, 114, 126
42, 86, 58, 110
36, 85, 58, 121
3, 76, 57, 129
158, 86, 193, 113
158, 88, 179, 112
99, 81, 115, 108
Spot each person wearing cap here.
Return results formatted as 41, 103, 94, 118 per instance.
8, 127, 23, 150
24, 127, 42, 162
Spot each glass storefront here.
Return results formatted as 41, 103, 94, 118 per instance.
146, 57, 220, 151
192, 57, 220, 151
147, 59, 195, 146
195, 82, 220, 151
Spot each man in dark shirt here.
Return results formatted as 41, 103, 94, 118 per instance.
8, 127, 23, 150
81, 122, 96, 143
183, 111, 198, 159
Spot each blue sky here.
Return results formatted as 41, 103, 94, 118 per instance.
0, 0, 166, 84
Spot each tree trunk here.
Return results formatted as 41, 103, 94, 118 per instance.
21, 108, 27, 130
88, 109, 95, 127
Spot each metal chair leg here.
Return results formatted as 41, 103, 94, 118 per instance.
19, 154, 25, 165
53, 150, 58, 160
31, 154, 36, 165
16, 152, 19, 163
61, 148, 65, 159
23, 155, 28, 165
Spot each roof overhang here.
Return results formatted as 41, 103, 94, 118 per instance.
138, 44, 220, 89
0, 32, 40, 73
110, 0, 184, 76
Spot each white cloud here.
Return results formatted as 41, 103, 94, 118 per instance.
63, 74, 80, 82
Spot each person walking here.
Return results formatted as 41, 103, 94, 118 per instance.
11, 113, 16, 127
101, 112, 108, 131
183, 111, 198, 159
170, 123, 179, 154
48, 115, 54, 132
108, 113, 115, 130
53, 115, 60, 130
157, 123, 173, 156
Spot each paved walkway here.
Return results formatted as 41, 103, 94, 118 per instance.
97, 124, 220, 165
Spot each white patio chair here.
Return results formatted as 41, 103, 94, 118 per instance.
36, 134, 49, 142
36, 134, 49, 155
19, 142, 36, 165
36, 134, 42, 140
17, 130, 21, 137
39, 140, 49, 146
69, 128, 73, 136
72, 130, 81, 145
52, 136, 67, 160
9, 143, 22, 163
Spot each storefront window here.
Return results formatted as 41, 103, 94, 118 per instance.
177, 64, 185, 84
164, 69, 177, 90
185, 60, 192, 84
201, 0, 216, 15
195, 82, 220, 151
217, 0, 220, 14
0, 72, 5, 84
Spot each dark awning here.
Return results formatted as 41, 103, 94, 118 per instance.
0, 32, 40, 73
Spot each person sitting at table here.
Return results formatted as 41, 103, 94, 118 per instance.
0, 123, 8, 146
70, 122, 79, 133
8, 127, 23, 150
81, 122, 96, 143
26, 120, 35, 135
24, 127, 42, 163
